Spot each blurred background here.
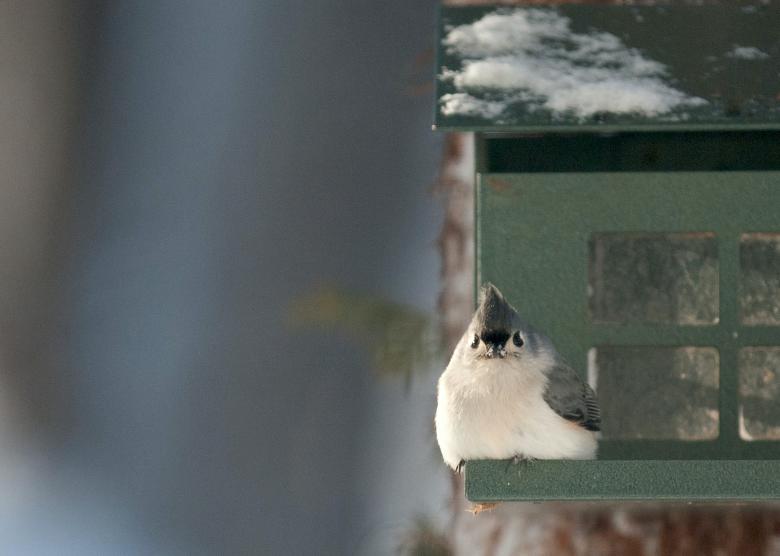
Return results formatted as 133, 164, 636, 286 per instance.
0, 1, 451, 554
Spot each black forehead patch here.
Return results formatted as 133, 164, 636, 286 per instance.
481, 330, 510, 346
475, 283, 515, 335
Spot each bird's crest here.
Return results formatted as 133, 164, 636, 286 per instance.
475, 283, 515, 335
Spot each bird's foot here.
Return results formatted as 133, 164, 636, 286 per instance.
456, 459, 466, 474
505, 454, 535, 472
467, 502, 499, 515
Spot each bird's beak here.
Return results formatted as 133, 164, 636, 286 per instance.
485, 344, 506, 359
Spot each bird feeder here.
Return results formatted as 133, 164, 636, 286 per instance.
434, 4, 780, 501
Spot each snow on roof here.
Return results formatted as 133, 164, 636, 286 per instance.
726, 45, 771, 60
440, 9, 707, 121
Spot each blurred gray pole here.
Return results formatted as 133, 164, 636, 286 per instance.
0, 1, 83, 437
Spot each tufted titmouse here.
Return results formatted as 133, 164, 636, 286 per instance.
435, 283, 600, 476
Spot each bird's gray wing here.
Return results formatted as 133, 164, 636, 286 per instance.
542, 364, 601, 432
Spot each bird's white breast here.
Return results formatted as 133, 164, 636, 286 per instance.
435, 358, 596, 469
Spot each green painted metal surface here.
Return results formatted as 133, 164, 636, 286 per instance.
435, 5, 780, 131
469, 170, 780, 500
466, 460, 780, 501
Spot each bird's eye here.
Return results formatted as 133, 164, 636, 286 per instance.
513, 332, 524, 348
470, 334, 479, 349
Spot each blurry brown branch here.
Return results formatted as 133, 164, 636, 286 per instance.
404, 48, 436, 98
397, 516, 453, 556
435, 133, 475, 529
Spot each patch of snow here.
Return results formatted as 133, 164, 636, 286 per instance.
440, 9, 706, 120
726, 45, 770, 60
440, 92, 506, 119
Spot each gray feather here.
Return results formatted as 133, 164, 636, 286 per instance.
542, 364, 601, 432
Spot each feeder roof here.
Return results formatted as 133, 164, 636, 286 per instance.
435, 5, 780, 132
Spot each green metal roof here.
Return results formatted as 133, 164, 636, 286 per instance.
435, 5, 780, 131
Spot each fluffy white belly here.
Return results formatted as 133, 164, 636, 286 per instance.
436, 366, 596, 469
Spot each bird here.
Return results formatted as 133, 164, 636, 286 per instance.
435, 283, 600, 511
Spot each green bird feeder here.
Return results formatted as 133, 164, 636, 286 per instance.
434, 4, 780, 501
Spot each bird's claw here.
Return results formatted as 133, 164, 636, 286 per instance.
467, 502, 499, 515
505, 455, 535, 472
456, 459, 466, 474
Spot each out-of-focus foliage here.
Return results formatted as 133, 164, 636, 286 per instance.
289, 287, 442, 382
396, 516, 452, 556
